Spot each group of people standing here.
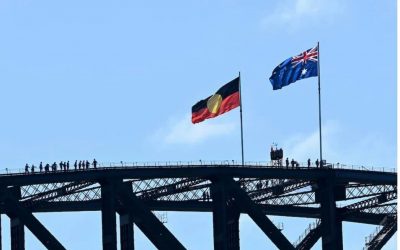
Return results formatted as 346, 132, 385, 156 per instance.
25, 159, 98, 173
285, 158, 321, 169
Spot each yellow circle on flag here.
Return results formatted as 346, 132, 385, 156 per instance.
207, 94, 222, 114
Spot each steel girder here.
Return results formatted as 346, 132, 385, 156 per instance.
210, 180, 240, 250
2, 200, 387, 225
3, 178, 396, 223
364, 215, 397, 250
294, 220, 321, 250
10, 217, 24, 250
101, 182, 117, 250
114, 181, 186, 250
0, 166, 396, 250
0, 167, 395, 187
0, 187, 66, 250
16, 179, 396, 207
15, 177, 396, 206
225, 178, 295, 250
119, 213, 134, 250
317, 178, 343, 250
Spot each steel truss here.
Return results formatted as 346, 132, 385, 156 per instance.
0, 165, 396, 250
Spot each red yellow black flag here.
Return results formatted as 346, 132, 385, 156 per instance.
191, 77, 240, 124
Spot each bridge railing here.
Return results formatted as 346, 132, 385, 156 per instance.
293, 219, 321, 247
98, 161, 395, 173
0, 161, 396, 176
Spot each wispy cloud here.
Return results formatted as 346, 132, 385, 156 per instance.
281, 120, 395, 168
153, 114, 236, 145
282, 120, 340, 163
261, 0, 345, 31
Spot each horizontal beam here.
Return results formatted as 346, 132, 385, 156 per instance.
115, 182, 186, 250
226, 179, 295, 250
0, 200, 388, 225
0, 167, 395, 186
2, 193, 66, 250
341, 212, 387, 225
5, 200, 321, 217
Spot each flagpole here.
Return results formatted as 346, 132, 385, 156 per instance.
317, 42, 323, 167
239, 72, 244, 166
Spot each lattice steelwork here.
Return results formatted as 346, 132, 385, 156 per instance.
16, 177, 398, 212
346, 184, 396, 200
22, 181, 97, 204
50, 184, 101, 202
361, 204, 397, 215
262, 190, 315, 206
0, 164, 396, 250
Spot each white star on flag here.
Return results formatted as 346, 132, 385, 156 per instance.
301, 68, 307, 75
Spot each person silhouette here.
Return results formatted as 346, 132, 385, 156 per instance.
315, 159, 320, 168
285, 158, 289, 168
93, 158, 97, 169
307, 158, 311, 168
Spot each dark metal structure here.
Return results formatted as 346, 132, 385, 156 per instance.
0, 163, 396, 250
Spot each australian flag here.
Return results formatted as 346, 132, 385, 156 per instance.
269, 46, 318, 90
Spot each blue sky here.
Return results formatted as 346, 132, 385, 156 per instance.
0, 0, 396, 249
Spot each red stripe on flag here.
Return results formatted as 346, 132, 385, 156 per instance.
191, 92, 240, 124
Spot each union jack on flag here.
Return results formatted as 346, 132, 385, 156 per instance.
291, 46, 318, 67
269, 45, 319, 90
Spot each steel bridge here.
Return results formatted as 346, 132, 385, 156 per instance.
0, 163, 396, 250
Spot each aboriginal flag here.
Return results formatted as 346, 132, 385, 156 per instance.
192, 77, 240, 124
